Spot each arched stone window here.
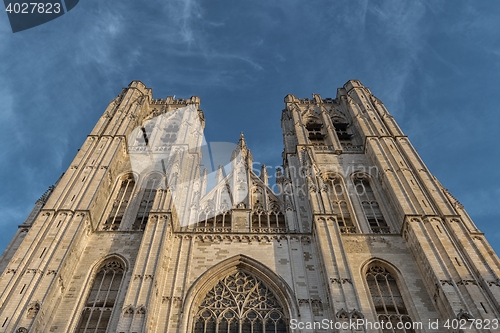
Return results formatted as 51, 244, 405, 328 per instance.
75, 259, 125, 333
132, 174, 162, 231
326, 174, 355, 233
251, 209, 286, 232
306, 119, 325, 145
196, 200, 232, 232
214, 211, 232, 231
197, 212, 232, 231
197, 203, 216, 230
193, 270, 288, 333
353, 174, 390, 234
331, 116, 353, 141
366, 264, 414, 333
251, 210, 264, 229
103, 175, 135, 231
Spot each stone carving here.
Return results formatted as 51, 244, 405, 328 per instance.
27, 302, 40, 319
438, 280, 453, 286
456, 309, 473, 320
123, 305, 134, 315
330, 278, 353, 284
336, 308, 364, 319
456, 279, 478, 286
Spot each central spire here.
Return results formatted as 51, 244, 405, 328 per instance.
231, 132, 253, 166
237, 132, 247, 150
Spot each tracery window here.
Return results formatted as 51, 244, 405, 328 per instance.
326, 175, 355, 233
103, 176, 135, 230
366, 265, 414, 333
193, 271, 288, 333
353, 175, 390, 234
132, 174, 162, 231
75, 260, 125, 333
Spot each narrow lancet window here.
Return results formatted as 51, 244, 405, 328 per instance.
366, 265, 414, 332
75, 260, 125, 333
104, 176, 135, 231
133, 174, 161, 231
326, 175, 355, 233
353, 175, 390, 233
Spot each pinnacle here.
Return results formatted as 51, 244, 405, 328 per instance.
237, 132, 247, 150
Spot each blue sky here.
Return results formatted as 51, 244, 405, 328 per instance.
0, 1, 499, 255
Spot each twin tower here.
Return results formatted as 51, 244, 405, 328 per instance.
0, 80, 499, 332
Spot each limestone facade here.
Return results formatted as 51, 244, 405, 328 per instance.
0, 80, 499, 333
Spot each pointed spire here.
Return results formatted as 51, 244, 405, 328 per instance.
276, 167, 283, 182
260, 165, 269, 186
237, 132, 247, 150
216, 165, 225, 183
200, 168, 208, 195
275, 167, 286, 197
312, 93, 322, 104
231, 132, 253, 165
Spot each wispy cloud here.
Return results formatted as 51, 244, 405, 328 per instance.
161, 0, 204, 45
363, 1, 428, 113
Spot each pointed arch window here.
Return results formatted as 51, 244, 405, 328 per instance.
196, 201, 232, 232
193, 270, 288, 333
214, 211, 232, 230
75, 260, 125, 333
353, 175, 390, 234
326, 174, 355, 233
197, 211, 232, 232
366, 265, 414, 332
104, 176, 135, 230
132, 174, 162, 231
251, 208, 286, 232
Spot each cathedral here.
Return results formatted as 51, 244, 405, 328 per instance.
0, 80, 499, 333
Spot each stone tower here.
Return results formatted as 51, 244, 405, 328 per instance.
0, 80, 499, 333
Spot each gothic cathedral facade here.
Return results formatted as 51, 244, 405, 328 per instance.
0, 80, 499, 333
